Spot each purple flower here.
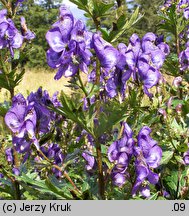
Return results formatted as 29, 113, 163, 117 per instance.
53, 5, 74, 40
179, 46, 189, 71
5, 94, 38, 149
5, 148, 14, 163
132, 126, 162, 197
108, 122, 134, 187
183, 144, 189, 165
92, 33, 119, 70
82, 151, 96, 171
46, 6, 92, 79
138, 66, 161, 97
13, 137, 31, 153
119, 33, 169, 97
12, 167, 20, 176
0, 9, 23, 56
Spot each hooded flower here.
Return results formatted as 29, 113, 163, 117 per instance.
0, 9, 23, 56
108, 122, 134, 186
132, 126, 162, 198
92, 33, 119, 70
46, 6, 92, 79
5, 94, 38, 149
82, 151, 96, 171
179, 45, 189, 71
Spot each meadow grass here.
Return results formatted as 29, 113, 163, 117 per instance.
0, 68, 73, 102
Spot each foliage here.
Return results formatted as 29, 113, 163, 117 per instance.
0, 0, 189, 201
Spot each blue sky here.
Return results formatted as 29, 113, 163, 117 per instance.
62, 0, 86, 21
62, 0, 134, 21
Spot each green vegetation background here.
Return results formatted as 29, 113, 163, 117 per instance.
0, 0, 164, 68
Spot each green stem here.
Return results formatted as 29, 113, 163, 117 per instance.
12, 141, 21, 199
176, 164, 181, 199
175, 25, 183, 100
77, 73, 90, 106
94, 58, 105, 199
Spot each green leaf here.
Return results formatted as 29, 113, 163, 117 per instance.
148, 192, 159, 200
177, 143, 188, 153
45, 178, 72, 199
13, 50, 20, 60
81, 181, 90, 192
160, 150, 174, 165
163, 170, 178, 198
109, 7, 143, 42
174, 155, 185, 164
96, 2, 114, 17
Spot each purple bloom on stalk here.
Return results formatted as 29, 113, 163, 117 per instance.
46, 6, 92, 79
12, 136, 31, 153
82, 151, 96, 171
5, 148, 14, 163
132, 126, 162, 198
138, 66, 161, 97
120, 32, 168, 97
105, 68, 132, 98
53, 5, 74, 39
108, 122, 134, 186
179, 46, 189, 71
92, 33, 119, 70
27, 88, 61, 133
0, 9, 23, 56
5, 94, 38, 149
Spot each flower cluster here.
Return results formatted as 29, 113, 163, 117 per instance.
76, 130, 96, 171
46, 5, 92, 79
46, 5, 169, 99
132, 127, 162, 198
108, 124, 162, 197
177, 0, 189, 19
88, 32, 169, 98
162, 0, 189, 19
108, 122, 134, 186
5, 88, 61, 153
0, 9, 35, 57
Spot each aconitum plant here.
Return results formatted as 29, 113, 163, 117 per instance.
46, 6, 92, 79
0, 0, 189, 200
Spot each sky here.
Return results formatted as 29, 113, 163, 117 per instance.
62, 0, 86, 21
61, 0, 134, 21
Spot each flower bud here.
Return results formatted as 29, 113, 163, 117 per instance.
158, 108, 167, 120
176, 103, 182, 115
172, 76, 182, 88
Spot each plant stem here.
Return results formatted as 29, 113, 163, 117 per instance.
176, 163, 181, 199
77, 73, 90, 106
12, 141, 21, 199
175, 26, 183, 100
37, 149, 81, 195
94, 58, 105, 199
95, 139, 105, 199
